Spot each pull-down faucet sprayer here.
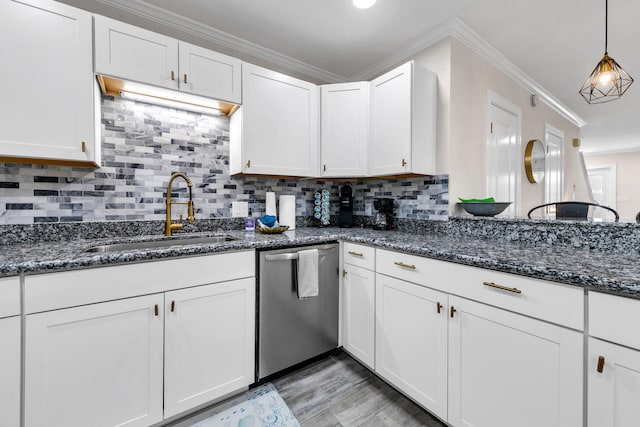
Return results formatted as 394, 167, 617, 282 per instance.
165, 172, 195, 236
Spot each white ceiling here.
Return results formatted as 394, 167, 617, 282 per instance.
96, 0, 640, 154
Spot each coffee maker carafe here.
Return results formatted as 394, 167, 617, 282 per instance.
373, 198, 395, 230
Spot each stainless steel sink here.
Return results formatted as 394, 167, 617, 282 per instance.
83, 235, 236, 253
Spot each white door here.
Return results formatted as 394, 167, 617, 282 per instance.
375, 274, 448, 421
25, 295, 164, 427
239, 63, 319, 176
164, 278, 255, 418
448, 296, 582, 427
178, 41, 242, 104
94, 15, 179, 90
486, 93, 521, 216
545, 124, 564, 204
588, 164, 617, 221
588, 337, 640, 427
0, 0, 95, 164
370, 62, 413, 175
342, 264, 376, 369
0, 316, 21, 427
321, 82, 369, 177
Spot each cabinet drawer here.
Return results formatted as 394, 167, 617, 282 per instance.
25, 250, 255, 314
343, 242, 375, 270
590, 292, 640, 350
376, 249, 584, 330
0, 277, 21, 318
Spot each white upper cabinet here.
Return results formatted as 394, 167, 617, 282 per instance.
0, 0, 96, 166
230, 63, 319, 176
94, 16, 241, 104
178, 41, 241, 104
321, 82, 369, 177
370, 61, 437, 176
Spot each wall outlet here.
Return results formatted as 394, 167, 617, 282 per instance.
232, 201, 249, 218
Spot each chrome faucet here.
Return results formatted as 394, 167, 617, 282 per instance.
165, 172, 195, 236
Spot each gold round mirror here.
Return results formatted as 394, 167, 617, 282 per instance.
525, 139, 545, 183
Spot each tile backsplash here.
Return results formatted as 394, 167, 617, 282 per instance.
0, 95, 448, 225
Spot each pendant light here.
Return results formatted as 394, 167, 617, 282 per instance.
579, 0, 633, 104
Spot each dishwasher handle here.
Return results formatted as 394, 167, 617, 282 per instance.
264, 247, 336, 262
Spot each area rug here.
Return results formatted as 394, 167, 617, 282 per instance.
188, 383, 300, 427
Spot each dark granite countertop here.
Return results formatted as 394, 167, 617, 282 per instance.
0, 227, 638, 300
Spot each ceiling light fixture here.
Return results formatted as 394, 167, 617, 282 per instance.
579, 0, 633, 104
353, 0, 376, 9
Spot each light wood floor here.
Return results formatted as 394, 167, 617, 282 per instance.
271, 351, 446, 427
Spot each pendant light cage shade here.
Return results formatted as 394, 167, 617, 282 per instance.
579, 54, 634, 104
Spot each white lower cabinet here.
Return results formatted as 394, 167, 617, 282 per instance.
25, 294, 165, 427
447, 295, 583, 427
342, 263, 376, 369
24, 252, 256, 427
375, 273, 448, 421
0, 315, 21, 427
164, 278, 255, 418
588, 337, 640, 427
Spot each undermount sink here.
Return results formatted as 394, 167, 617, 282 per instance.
83, 235, 236, 254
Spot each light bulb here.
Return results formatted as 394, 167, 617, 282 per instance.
599, 71, 612, 85
353, 0, 376, 9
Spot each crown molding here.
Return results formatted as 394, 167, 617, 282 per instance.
451, 19, 586, 128
92, 0, 586, 128
348, 18, 455, 81
93, 0, 347, 83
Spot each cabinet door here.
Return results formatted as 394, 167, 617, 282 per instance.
164, 278, 255, 418
0, 0, 95, 165
237, 63, 319, 176
95, 15, 179, 91
375, 274, 448, 420
0, 316, 21, 427
370, 62, 412, 175
321, 82, 369, 177
25, 295, 164, 427
342, 264, 375, 369
588, 337, 640, 427
178, 41, 242, 104
448, 296, 582, 427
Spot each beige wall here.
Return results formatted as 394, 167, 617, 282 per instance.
446, 38, 583, 216
583, 150, 640, 222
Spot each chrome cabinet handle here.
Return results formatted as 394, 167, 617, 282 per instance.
483, 281, 522, 294
394, 261, 416, 269
348, 251, 363, 257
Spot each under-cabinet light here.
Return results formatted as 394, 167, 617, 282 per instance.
353, 0, 376, 9
119, 85, 223, 116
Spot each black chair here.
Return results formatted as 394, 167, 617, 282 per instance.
527, 201, 619, 222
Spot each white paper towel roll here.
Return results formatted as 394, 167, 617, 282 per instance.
265, 192, 277, 218
279, 195, 296, 230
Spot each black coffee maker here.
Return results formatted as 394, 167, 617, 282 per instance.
373, 198, 395, 230
338, 184, 354, 228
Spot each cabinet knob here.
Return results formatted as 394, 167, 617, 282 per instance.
437, 302, 443, 314
184, 74, 188, 84
597, 356, 605, 373
450, 306, 456, 318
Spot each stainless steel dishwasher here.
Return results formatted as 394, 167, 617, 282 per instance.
257, 243, 339, 381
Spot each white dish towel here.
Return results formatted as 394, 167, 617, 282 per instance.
297, 249, 319, 299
